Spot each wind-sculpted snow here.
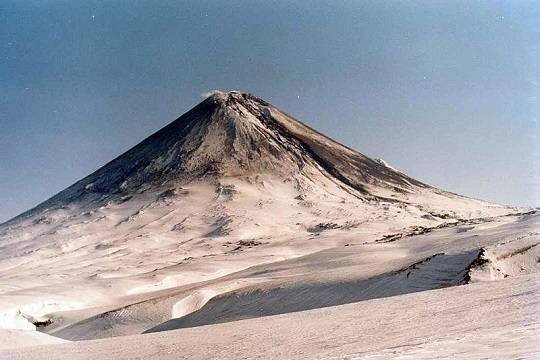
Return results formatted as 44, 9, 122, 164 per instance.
3, 269, 539, 359
12, 212, 538, 344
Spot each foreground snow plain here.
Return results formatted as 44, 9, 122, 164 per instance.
1, 212, 538, 359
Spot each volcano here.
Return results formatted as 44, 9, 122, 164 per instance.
1, 92, 537, 358
3, 91, 506, 225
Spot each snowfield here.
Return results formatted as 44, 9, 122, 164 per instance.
0, 91, 537, 358
2, 262, 538, 359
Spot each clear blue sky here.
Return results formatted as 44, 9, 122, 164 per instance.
1, 0, 538, 222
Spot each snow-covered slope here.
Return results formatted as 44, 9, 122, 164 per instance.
0, 91, 534, 356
